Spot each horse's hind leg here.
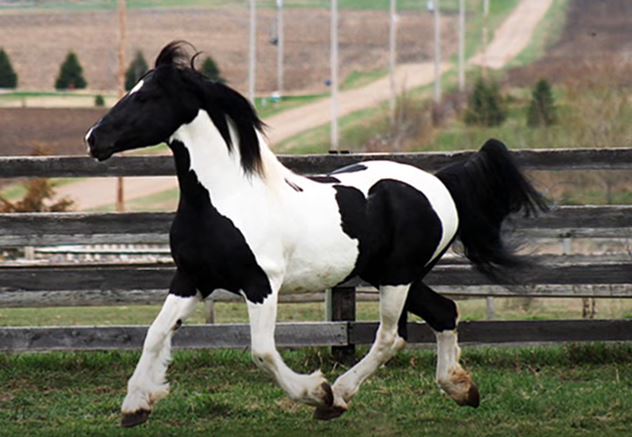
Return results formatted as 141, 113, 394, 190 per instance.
317, 284, 410, 420
121, 273, 200, 427
406, 280, 479, 407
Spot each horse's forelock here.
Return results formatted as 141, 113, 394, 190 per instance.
155, 41, 198, 70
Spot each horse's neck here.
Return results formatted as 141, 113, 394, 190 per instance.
169, 109, 285, 206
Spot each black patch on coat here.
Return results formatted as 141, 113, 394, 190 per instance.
308, 175, 341, 183
404, 280, 458, 333
333, 179, 444, 287
285, 178, 304, 192
167, 140, 272, 304
330, 163, 368, 174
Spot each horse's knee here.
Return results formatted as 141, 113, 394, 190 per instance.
251, 348, 277, 372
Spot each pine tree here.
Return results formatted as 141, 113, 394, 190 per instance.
0, 48, 17, 88
527, 79, 557, 127
125, 50, 149, 91
201, 56, 225, 83
55, 51, 87, 90
464, 77, 507, 127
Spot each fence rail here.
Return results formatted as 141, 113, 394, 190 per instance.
0, 149, 631, 353
0, 205, 630, 246
1, 148, 631, 179
3, 320, 632, 353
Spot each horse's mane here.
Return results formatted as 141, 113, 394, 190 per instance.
156, 41, 264, 176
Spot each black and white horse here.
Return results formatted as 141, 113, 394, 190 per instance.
85, 42, 547, 427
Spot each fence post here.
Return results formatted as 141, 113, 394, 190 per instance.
326, 286, 356, 365
204, 300, 216, 324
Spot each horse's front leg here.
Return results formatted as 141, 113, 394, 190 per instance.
121, 273, 199, 427
318, 284, 410, 420
246, 279, 334, 409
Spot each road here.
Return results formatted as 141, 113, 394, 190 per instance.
56, 0, 554, 211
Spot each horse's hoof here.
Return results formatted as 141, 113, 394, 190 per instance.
456, 384, 480, 408
320, 381, 334, 407
313, 405, 347, 421
121, 409, 151, 428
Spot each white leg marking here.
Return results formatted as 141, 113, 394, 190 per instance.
247, 288, 332, 407
434, 329, 478, 406
332, 284, 410, 407
121, 293, 199, 414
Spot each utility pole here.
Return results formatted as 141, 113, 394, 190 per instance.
482, 0, 489, 78
276, 0, 284, 98
433, 0, 442, 104
458, 0, 465, 92
248, 0, 256, 104
388, 0, 397, 125
330, 0, 339, 151
116, 0, 127, 213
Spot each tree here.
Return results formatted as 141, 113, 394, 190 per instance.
0, 147, 73, 213
55, 51, 87, 90
464, 77, 506, 127
0, 48, 17, 88
201, 56, 225, 83
125, 51, 148, 91
94, 94, 105, 107
527, 79, 557, 127
0, 179, 74, 212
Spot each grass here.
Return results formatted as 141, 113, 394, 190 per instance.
275, 0, 523, 154
3, 298, 632, 328
1, 344, 632, 436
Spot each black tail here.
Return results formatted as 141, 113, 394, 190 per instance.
436, 139, 549, 280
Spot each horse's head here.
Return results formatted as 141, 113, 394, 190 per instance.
85, 41, 202, 161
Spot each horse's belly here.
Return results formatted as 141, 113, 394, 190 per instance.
281, 235, 359, 294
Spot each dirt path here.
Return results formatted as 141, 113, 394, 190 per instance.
56, 0, 553, 211
470, 0, 554, 69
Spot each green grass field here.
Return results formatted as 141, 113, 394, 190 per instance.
3, 298, 632, 328
1, 344, 632, 436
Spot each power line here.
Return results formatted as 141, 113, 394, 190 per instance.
389, 0, 397, 125
433, 0, 442, 104
276, 0, 284, 98
330, 0, 339, 151
248, 0, 256, 104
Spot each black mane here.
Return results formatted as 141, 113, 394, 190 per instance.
157, 41, 264, 176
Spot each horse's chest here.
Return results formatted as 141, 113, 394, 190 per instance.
169, 207, 272, 301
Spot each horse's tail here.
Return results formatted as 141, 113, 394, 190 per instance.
436, 139, 549, 280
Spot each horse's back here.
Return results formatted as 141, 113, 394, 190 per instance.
280, 161, 459, 291
328, 161, 458, 285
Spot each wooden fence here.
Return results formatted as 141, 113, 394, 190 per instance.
1, 148, 631, 354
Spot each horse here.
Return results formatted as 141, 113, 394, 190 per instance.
85, 41, 548, 427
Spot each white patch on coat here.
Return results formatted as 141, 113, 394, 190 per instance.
170, 110, 359, 293
129, 79, 144, 95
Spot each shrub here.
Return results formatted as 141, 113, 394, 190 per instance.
464, 77, 507, 126
0, 48, 17, 88
527, 79, 557, 127
55, 51, 87, 90
125, 50, 148, 91
201, 56, 225, 83
94, 94, 105, 107
0, 179, 74, 212
0, 147, 74, 213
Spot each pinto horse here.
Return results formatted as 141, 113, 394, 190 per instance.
85, 42, 547, 427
